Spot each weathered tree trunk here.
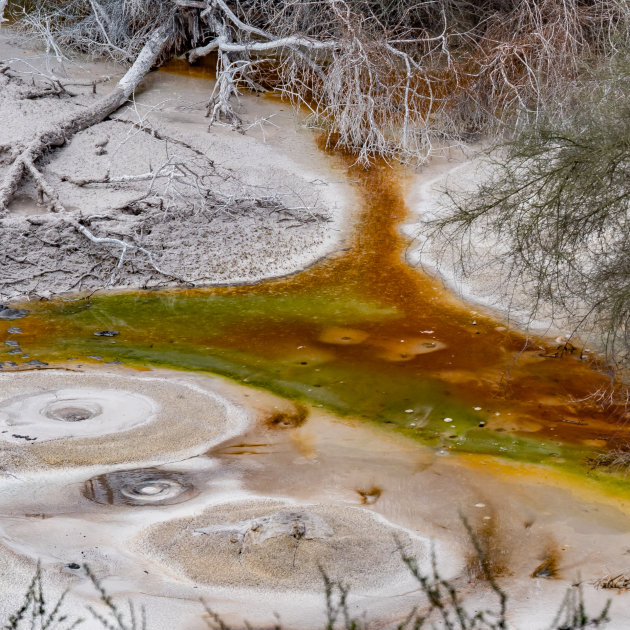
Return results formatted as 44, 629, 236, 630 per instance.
0, 24, 171, 212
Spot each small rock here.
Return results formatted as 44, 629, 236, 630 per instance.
12, 434, 36, 441
87, 355, 103, 361
5, 340, 19, 347
94, 330, 119, 337
0, 305, 28, 320
7, 327, 22, 334
25, 360, 48, 367
26, 216, 46, 226
66, 563, 81, 570
7, 348, 21, 355
0, 361, 18, 368
105, 360, 122, 365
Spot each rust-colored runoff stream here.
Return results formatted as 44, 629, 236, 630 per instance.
2, 79, 629, 496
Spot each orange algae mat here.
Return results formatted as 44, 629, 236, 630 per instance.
2, 153, 629, 490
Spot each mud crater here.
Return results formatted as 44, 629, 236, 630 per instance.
84, 468, 199, 506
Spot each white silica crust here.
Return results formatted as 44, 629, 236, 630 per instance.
0, 388, 157, 443
0, 370, 249, 470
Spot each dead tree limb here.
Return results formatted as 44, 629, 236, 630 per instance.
24, 158, 179, 284
0, 24, 171, 213
13, 0, 630, 163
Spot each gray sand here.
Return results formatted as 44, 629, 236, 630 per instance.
135, 498, 427, 592
0, 370, 247, 471
0, 32, 352, 301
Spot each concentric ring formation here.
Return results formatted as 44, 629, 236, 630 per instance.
137, 499, 427, 591
85, 468, 199, 506
0, 388, 156, 443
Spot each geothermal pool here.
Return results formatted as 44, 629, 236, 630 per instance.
1, 152, 630, 628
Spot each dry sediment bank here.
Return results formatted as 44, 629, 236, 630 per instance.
403, 149, 598, 344
0, 31, 354, 301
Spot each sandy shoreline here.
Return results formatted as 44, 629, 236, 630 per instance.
402, 149, 592, 344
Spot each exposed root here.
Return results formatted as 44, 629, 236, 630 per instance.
19, 159, 183, 286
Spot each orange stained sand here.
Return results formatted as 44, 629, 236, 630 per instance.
453, 452, 630, 517
160, 55, 218, 81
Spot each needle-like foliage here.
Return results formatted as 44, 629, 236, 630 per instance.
429, 56, 630, 380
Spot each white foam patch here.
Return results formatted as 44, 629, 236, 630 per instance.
0, 388, 157, 443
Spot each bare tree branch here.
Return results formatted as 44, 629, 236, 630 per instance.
0, 24, 171, 212
16, 0, 628, 164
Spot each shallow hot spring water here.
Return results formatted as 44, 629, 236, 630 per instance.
2, 141, 630, 626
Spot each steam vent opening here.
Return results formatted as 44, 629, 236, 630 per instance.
0, 372, 240, 465
44, 401, 102, 422
0, 386, 157, 443
85, 469, 199, 506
